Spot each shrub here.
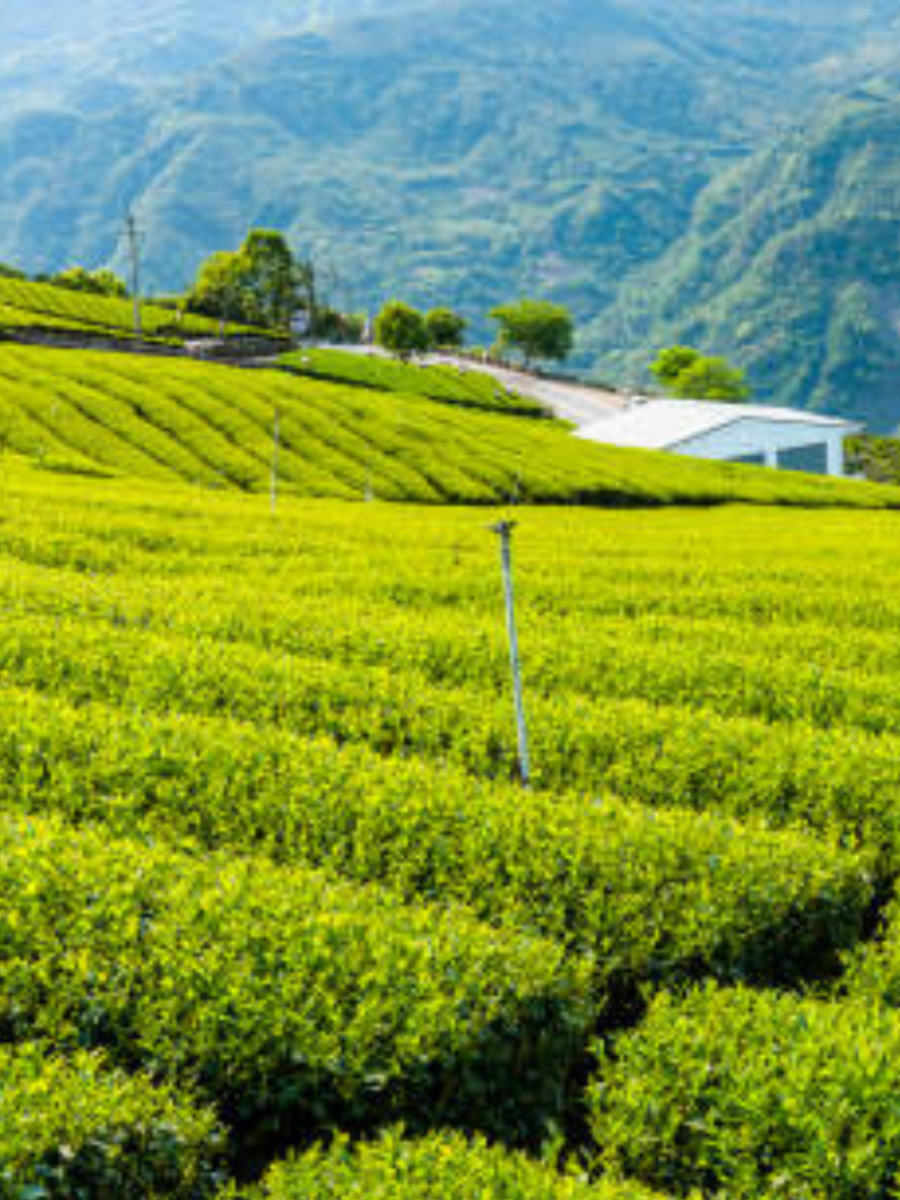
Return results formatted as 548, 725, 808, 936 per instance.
0, 813, 590, 1164
0, 1041, 223, 1197
589, 984, 900, 1200
843, 886, 900, 1005
0, 687, 874, 998
233, 1129, 664, 1199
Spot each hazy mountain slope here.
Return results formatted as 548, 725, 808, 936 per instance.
1, 0, 900, 425
587, 88, 900, 431
0, 1, 418, 110
0, 0, 885, 309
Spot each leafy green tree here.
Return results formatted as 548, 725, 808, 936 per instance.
489, 299, 574, 369
186, 229, 315, 332
185, 251, 254, 329
651, 345, 750, 402
374, 301, 430, 359
241, 229, 299, 330
313, 307, 367, 343
426, 307, 466, 349
650, 345, 701, 388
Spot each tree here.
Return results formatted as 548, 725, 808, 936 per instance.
185, 251, 255, 329
374, 301, 429, 359
489, 299, 574, 369
241, 229, 299, 330
650, 345, 701, 389
186, 229, 314, 332
425, 307, 466, 349
651, 345, 750, 402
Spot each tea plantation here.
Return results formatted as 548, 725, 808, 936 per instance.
0, 274, 277, 344
2, 343, 900, 1196
0, 341, 897, 508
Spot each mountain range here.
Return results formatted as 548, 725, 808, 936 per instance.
1, 0, 899, 427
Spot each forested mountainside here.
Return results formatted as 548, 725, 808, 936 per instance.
1, 0, 899, 424
589, 88, 900, 432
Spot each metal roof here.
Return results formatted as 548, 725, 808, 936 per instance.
576, 399, 860, 451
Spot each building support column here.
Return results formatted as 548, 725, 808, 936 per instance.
826, 436, 844, 478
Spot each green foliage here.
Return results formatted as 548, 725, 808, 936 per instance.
279, 347, 544, 415
242, 229, 302, 330
490, 300, 574, 367
0, 0, 868, 403
846, 434, 900, 484
0, 274, 274, 342
651, 345, 750, 401
310, 307, 365, 343
594, 94, 900, 429
425, 306, 467, 348
649, 346, 700, 387
0, 686, 870, 999
235, 1130, 663, 1200
0, 1042, 223, 1198
374, 300, 430, 359
0, 449, 895, 1184
0, 811, 588, 1159
843, 884, 900, 1006
186, 229, 307, 331
185, 250, 252, 327
671, 356, 750, 401
0, 343, 885, 507
589, 984, 900, 1200
50, 266, 128, 298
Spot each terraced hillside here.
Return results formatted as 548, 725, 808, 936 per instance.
3, 458, 900, 1193
280, 347, 548, 416
0, 341, 896, 508
0, 274, 280, 343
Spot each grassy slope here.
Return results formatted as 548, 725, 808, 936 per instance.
0, 342, 896, 508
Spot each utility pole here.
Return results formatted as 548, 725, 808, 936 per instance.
270, 406, 281, 513
124, 211, 144, 339
490, 520, 531, 787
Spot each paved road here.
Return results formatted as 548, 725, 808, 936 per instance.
424, 354, 627, 428
317, 345, 628, 428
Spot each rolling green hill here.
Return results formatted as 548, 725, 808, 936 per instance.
0, 342, 894, 509
586, 88, 900, 430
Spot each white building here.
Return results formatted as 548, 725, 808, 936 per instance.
577, 399, 862, 477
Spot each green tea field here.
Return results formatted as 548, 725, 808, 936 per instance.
1, 435, 900, 1195
0, 274, 281, 344
0, 342, 897, 509
279, 346, 548, 415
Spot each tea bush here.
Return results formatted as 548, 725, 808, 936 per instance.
0, 813, 589, 1162
589, 984, 900, 1200
0, 1041, 223, 1198
233, 1129, 664, 1200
